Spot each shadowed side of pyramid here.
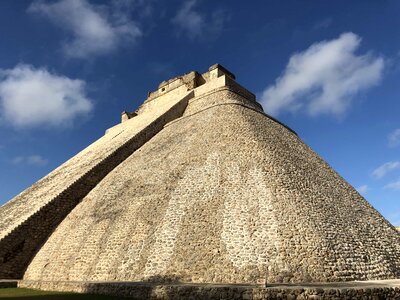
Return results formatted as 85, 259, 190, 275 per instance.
8, 65, 398, 285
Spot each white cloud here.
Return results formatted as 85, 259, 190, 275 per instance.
356, 185, 369, 194
388, 128, 400, 148
260, 32, 385, 117
384, 179, 400, 191
28, 0, 142, 58
372, 161, 400, 179
0, 64, 92, 128
173, 0, 203, 38
172, 0, 228, 40
11, 155, 48, 166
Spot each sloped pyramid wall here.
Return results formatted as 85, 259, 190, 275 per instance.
21, 81, 400, 284
0, 86, 192, 278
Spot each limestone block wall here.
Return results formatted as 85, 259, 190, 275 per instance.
147, 71, 200, 102
0, 91, 192, 279
23, 87, 400, 284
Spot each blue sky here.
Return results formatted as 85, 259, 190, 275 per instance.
0, 0, 399, 226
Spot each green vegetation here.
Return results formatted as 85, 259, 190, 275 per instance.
0, 288, 129, 299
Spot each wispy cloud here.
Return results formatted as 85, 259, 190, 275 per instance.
371, 161, 400, 179
11, 155, 48, 166
313, 17, 333, 30
356, 184, 369, 194
0, 64, 92, 128
260, 32, 385, 117
172, 0, 229, 40
28, 0, 142, 59
110, 0, 154, 20
388, 128, 400, 148
11, 157, 24, 165
384, 179, 400, 191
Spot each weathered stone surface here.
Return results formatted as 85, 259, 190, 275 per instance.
1, 64, 400, 287
0, 90, 192, 278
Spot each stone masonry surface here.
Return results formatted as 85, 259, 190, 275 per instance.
1, 65, 400, 291
23, 81, 400, 284
0, 89, 191, 240
0, 89, 192, 278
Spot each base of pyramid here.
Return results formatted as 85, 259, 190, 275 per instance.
0, 280, 18, 288
17, 279, 400, 299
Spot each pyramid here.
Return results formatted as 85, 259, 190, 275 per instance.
0, 64, 399, 286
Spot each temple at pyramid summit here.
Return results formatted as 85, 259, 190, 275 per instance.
0, 64, 399, 296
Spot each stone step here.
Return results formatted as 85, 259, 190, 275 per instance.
0, 280, 18, 288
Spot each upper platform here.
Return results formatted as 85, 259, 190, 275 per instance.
146, 64, 239, 103
119, 64, 296, 136
120, 64, 259, 123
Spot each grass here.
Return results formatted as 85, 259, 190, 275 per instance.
0, 288, 130, 299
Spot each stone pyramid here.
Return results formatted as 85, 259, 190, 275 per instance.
1, 64, 399, 285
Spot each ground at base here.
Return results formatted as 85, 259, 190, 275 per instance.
14, 279, 400, 299
0, 288, 128, 300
